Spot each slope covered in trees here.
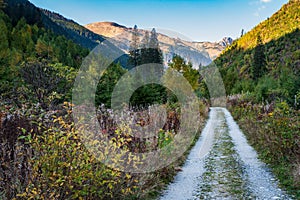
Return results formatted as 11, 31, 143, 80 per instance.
2, 0, 106, 49
215, 0, 300, 197
215, 0, 300, 106
0, 1, 90, 107
0, 0, 130, 107
234, 0, 299, 50
41, 9, 105, 49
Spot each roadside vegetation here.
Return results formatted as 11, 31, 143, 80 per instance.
228, 95, 299, 198
215, 1, 299, 197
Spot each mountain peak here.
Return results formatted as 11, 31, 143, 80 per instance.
87, 21, 127, 29
85, 22, 129, 38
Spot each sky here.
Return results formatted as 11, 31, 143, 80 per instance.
29, 0, 288, 42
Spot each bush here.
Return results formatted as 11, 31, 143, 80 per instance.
228, 98, 300, 198
1, 101, 208, 199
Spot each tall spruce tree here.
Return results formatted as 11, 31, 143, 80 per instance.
148, 28, 163, 79
140, 30, 151, 65
149, 28, 163, 64
128, 25, 140, 69
252, 35, 267, 81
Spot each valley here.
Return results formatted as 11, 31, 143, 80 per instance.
0, 0, 299, 199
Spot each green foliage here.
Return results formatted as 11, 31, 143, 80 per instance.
215, 0, 300, 105
148, 28, 164, 65
128, 25, 140, 69
235, 0, 300, 50
0, 10, 88, 106
220, 2, 300, 195
0, 1, 210, 199
0, 18, 9, 60
158, 129, 174, 149
252, 35, 267, 80
96, 63, 127, 107
126, 26, 167, 107
130, 84, 168, 107
41, 8, 105, 49
168, 55, 201, 94
228, 98, 300, 198
254, 75, 278, 102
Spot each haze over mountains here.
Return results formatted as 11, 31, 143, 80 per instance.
85, 22, 233, 67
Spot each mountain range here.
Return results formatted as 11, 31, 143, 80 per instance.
85, 22, 232, 67
41, 8, 233, 67
3, 0, 233, 68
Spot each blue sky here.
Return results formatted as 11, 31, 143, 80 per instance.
29, 0, 288, 42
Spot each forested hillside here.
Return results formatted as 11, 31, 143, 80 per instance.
216, 0, 300, 197
41, 9, 106, 49
215, 0, 300, 106
0, 5, 89, 106
2, 0, 105, 49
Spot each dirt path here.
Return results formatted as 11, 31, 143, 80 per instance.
160, 108, 291, 200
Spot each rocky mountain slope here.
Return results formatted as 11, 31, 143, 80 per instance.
85, 22, 232, 67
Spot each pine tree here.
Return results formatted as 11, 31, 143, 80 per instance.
148, 28, 163, 79
141, 30, 149, 49
241, 29, 244, 37
140, 30, 151, 65
252, 35, 267, 81
128, 25, 140, 69
35, 38, 49, 58
149, 28, 163, 64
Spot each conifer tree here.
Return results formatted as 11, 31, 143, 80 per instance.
128, 25, 140, 69
149, 28, 163, 65
241, 29, 244, 37
252, 35, 267, 81
140, 30, 150, 65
